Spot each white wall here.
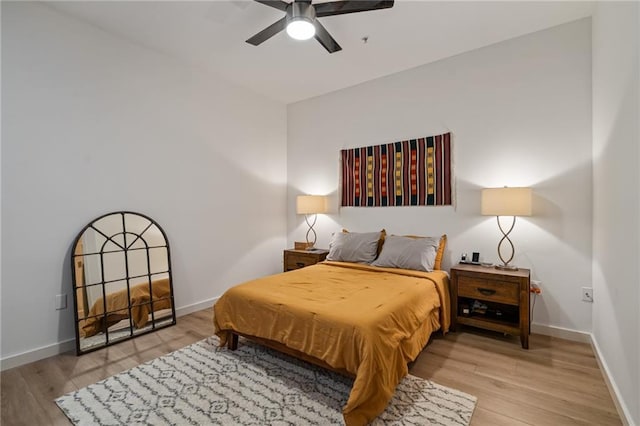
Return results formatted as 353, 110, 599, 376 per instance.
1, 3, 287, 364
288, 20, 593, 333
592, 2, 639, 424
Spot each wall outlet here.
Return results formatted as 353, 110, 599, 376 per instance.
531, 280, 542, 290
581, 287, 593, 303
55, 293, 67, 310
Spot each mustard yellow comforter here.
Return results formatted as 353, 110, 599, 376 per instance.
213, 261, 450, 426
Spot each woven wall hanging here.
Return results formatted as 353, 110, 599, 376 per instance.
341, 132, 452, 207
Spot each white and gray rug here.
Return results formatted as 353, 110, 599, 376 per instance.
56, 336, 476, 425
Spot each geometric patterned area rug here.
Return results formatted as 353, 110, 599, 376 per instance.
56, 336, 476, 425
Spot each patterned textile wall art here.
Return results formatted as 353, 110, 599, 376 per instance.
341, 132, 452, 207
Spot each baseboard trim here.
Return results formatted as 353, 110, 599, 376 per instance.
175, 297, 218, 318
0, 338, 77, 371
1, 297, 220, 372
530, 322, 591, 343
590, 335, 633, 426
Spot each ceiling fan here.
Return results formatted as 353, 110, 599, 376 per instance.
246, 0, 395, 53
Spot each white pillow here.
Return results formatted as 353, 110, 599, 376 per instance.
371, 235, 439, 271
326, 231, 381, 263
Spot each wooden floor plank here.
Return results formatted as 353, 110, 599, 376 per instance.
1, 368, 53, 426
470, 406, 531, 426
411, 330, 621, 426
0, 308, 622, 425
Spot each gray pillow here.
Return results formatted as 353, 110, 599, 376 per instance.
371, 235, 439, 271
326, 231, 381, 263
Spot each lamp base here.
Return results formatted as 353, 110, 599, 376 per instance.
495, 264, 519, 271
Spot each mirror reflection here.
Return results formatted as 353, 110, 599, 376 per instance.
72, 212, 176, 354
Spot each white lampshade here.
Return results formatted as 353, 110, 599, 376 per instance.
296, 195, 328, 214
481, 187, 532, 216
286, 19, 315, 40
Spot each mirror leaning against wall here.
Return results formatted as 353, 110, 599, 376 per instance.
72, 211, 176, 355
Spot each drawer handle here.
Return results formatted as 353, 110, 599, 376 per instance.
296, 262, 305, 267
477, 288, 497, 296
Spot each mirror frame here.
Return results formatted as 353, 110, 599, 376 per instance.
71, 211, 176, 355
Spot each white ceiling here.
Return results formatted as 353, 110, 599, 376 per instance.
48, 1, 593, 104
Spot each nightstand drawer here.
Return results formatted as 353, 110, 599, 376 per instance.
285, 254, 317, 270
458, 276, 519, 305
283, 249, 328, 272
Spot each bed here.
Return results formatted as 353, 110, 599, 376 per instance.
214, 232, 449, 426
82, 277, 172, 337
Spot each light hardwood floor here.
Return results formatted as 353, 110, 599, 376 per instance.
1, 308, 621, 425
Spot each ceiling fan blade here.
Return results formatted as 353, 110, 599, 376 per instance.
254, 0, 288, 12
315, 0, 394, 18
246, 17, 288, 46
313, 20, 342, 53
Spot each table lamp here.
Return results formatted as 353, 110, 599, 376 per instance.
481, 187, 532, 270
296, 195, 328, 250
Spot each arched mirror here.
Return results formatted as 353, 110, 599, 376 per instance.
71, 211, 176, 355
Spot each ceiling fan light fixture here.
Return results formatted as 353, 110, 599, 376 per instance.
285, 2, 316, 41
286, 19, 315, 40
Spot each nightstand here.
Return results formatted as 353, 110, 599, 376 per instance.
450, 264, 531, 349
283, 249, 329, 272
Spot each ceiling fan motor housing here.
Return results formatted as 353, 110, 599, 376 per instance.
287, 2, 316, 25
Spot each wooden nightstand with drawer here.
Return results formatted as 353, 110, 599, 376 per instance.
283, 249, 329, 272
451, 264, 531, 349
